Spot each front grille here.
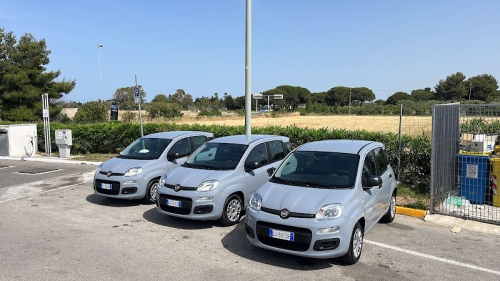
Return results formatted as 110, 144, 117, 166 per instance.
99, 171, 125, 177
256, 221, 312, 252
95, 179, 120, 195
163, 183, 197, 191
158, 194, 193, 215
261, 207, 315, 219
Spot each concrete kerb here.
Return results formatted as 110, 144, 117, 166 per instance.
0, 156, 102, 166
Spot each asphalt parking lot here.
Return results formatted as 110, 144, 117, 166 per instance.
1, 158, 500, 280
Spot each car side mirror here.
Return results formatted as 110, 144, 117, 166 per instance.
363, 175, 382, 189
245, 161, 261, 172
267, 167, 276, 176
167, 152, 180, 161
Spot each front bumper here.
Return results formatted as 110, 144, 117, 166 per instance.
93, 172, 147, 200
245, 207, 354, 259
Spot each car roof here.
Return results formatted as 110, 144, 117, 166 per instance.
296, 140, 381, 154
209, 134, 289, 145
142, 131, 213, 139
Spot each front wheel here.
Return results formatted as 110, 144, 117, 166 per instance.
341, 222, 363, 265
219, 194, 243, 226
144, 179, 159, 204
380, 192, 396, 223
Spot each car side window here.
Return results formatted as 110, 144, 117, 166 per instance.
373, 147, 388, 175
190, 136, 207, 152
245, 143, 269, 167
267, 140, 285, 163
363, 151, 377, 179
169, 137, 191, 158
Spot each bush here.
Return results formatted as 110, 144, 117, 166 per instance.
148, 102, 183, 119
198, 109, 223, 117
73, 101, 108, 123
122, 111, 137, 122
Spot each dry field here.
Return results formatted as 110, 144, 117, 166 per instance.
155, 112, 432, 137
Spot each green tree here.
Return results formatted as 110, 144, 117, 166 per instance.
466, 74, 498, 101
73, 101, 108, 123
411, 88, 434, 101
434, 72, 467, 101
148, 102, 183, 119
169, 89, 193, 110
151, 94, 169, 104
325, 86, 350, 106
223, 93, 235, 110
112, 86, 146, 110
351, 87, 375, 105
263, 85, 311, 111
386, 92, 411, 105
0, 28, 76, 121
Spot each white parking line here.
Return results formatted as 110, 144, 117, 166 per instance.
0, 171, 95, 203
365, 239, 500, 276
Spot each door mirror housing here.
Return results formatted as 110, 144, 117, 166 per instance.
167, 152, 180, 162
363, 175, 383, 190
245, 161, 261, 172
267, 167, 276, 177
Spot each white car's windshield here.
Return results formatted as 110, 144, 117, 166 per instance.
119, 138, 172, 160
183, 142, 248, 170
271, 151, 359, 189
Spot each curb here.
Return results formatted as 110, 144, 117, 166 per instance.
396, 206, 426, 219
0, 156, 102, 166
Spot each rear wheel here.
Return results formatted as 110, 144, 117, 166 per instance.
341, 222, 363, 265
219, 194, 243, 226
380, 192, 396, 223
144, 179, 159, 204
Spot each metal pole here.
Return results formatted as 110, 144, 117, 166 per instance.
397, 103, 403, 182
42, 93, 51, 157
136, 75, 144, 137
267, 95, 270, 113
98, 44, 104, 103
244, 0, 252, 142
349, 88, 352, 115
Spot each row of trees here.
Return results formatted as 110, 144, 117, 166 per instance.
2, 27, 500, 122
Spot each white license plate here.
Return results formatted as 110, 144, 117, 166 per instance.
166, 199, 182, 208
269, 228, 294, 241
100, 183, 112, 190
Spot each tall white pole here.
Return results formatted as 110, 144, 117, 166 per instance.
244, 0, 252, 141
98, 44, 104, 103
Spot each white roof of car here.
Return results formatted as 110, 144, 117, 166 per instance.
297, 140, 380, 154
210, 134, 288, 145
142, 131, 212, 139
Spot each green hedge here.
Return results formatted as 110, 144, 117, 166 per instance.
33, 122, 431, 189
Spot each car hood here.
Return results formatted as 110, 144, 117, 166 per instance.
100, 157, 157, 173
165, 166, 234, 187
257, 182, 356, 214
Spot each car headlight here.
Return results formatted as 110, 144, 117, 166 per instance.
316, 203, 343, 220
197, 180, 219, 192
249, 193, 262, 211
159, 174, 167, 186
124, 167, 143, 177
95, 164, 103, 174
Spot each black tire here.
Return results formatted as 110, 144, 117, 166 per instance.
341, 222, 363, 265
219, 194, 243, 226
380, 192, 396, 223
144, 179, 159, 204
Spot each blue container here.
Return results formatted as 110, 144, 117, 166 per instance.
456, 154, 489, 204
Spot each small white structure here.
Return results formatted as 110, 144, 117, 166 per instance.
55, 129, 72, 158
0, 124, 38, 157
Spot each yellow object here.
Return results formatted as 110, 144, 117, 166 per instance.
495, 145, 500, 153
458, 150, 491, 156
489, 156, 500, 207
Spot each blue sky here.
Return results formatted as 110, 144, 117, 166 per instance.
2, 0, 500, 103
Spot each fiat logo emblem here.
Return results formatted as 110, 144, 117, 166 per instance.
174, 184, 181, 192
280, 209, 290, 219
106, 171, 112, 177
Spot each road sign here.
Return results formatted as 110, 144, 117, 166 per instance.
133, 87, 140, 97
273, 94, 283, 99
253, 93, 263, 99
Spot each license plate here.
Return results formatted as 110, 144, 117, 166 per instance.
100, 183, 112, 190
166, 199, 182, 208
269, 228, 294, 241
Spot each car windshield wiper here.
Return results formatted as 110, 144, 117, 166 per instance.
190, 163, 217, 170
118, 155, 142, 160
303, 182, 335, 189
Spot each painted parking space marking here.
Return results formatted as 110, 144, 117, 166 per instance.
0, 171, 95, 203
365, 239, 500, 276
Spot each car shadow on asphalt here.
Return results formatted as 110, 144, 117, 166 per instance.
220, 220, 346, 270
85, 194, 143, 207
142, 208, 219, 230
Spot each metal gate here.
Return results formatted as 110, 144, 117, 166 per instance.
431, 104, 500, 225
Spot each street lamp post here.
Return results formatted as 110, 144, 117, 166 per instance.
97, 44, 104, 103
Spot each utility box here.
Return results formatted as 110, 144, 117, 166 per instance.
0, 124, 37, 157
55, 129, 72, 158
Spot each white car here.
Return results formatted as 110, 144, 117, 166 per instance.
94, 131, 213, 203
245, 140, 397, 264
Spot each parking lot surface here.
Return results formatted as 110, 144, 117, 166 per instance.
1, 159, 500, 280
